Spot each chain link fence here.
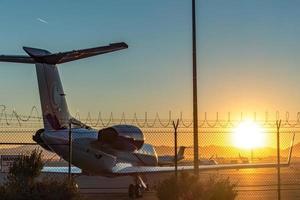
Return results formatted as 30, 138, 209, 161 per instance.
0, 109, 299, 199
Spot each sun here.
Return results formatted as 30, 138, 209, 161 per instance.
232, 119, 266, 149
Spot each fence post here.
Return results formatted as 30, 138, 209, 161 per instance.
173, 119, 179, 179
68, 120, 72, 181
276, 120, 281, 200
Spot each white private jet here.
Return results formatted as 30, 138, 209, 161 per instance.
0, 42, 294, 198
199, 155, 218, 165
157, 146, 186, 166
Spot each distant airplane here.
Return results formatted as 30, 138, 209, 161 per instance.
157, 146, 186, 166
230, 153, 249, 164
199, 154, 218, 165
0, 42, 295, 199
185, 147, 218, 165
239, 153, 250, 164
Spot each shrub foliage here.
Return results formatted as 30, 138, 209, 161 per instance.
156, 172, 238, 200
0, 149, 81, 200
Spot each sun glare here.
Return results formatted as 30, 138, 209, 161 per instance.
232, 120, 266, 149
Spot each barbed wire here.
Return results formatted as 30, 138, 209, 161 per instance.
0, 105, 41, 126
1, 106, 300, 128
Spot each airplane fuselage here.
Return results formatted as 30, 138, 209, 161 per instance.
41, 128, 158, 176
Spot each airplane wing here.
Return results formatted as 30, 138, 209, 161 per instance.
40, 161, 290, 176
41, 166, 82, 174
112, 161, 290, 175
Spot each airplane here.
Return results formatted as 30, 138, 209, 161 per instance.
183, 147, 217, 165
199, 155, 218, 165
239, 153, 250, 164
157, 146, 186, 166
0, 42, 295, 198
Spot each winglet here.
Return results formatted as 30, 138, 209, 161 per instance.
177, 146, 186, 160
23, 47, 52, 57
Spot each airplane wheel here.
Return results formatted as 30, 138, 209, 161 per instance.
128, 184, 135, 199
135, 184, 143, 198
145, 183, 150, 191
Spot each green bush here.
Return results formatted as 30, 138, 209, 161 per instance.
7, 149, 44, 189
156, 172, 237, 200
31, 177, 81, 200
0, 149, 82, 200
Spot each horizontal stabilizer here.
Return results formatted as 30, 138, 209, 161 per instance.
0, 55, 34, 64
0, 42, 128, 65
24, 42, 128, 64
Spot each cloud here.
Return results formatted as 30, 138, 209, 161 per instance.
37, 18, 48, 24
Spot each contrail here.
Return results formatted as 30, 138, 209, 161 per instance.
37, 18, 48, 24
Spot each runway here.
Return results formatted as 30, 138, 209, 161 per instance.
1, 162, 299, 199
75, 162, 300, 200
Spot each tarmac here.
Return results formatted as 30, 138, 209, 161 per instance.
76, 162, 300, 200
1, 162, 300, 200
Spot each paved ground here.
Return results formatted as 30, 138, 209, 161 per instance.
76, 162, 300, 200
1, 162, 300, 199
81, 192, 157, 200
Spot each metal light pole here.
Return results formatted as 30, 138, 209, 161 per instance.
276, 120, 281, 200
192, 0, 199, 176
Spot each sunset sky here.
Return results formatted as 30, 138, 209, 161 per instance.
0, 0, 300, 121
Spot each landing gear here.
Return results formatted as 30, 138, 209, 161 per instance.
128, 184, 135, 198
135, 184, 143, 198
128, 184, 143, 199
128, 175, 147, 199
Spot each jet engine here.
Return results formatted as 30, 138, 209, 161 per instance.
98, 125, 144, 151
32, 129, 53, 152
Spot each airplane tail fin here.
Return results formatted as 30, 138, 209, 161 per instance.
35, 62, 70, 130
177, 146, 186, 160
0, 42, 128, 130
208, 154, 214, 160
